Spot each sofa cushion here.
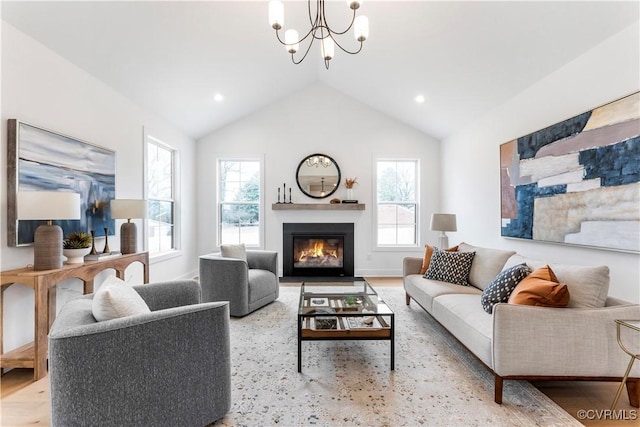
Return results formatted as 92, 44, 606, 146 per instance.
480, 263, 531, 314
431, 294, 494, 367
404, 274, 482, 313
508, 265, 570, 307
503, 255, 608, 308
92, 276, 151, 322
419, 244, 459, 275
457, 243, 516, 290
424, 250, 475, 286
220, 243, 247, 262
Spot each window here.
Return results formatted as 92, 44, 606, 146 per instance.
147, 138, 177, 254
218, 159, 261, 246
376, 159, 418, 246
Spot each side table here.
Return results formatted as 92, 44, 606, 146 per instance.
611, 319, 640, 410
0, 252, 149, 380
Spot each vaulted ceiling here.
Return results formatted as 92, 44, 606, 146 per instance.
2, 1, 638, 140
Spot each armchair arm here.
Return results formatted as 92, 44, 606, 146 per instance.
133, 279, 201, 311
492, 303, 640, 377
49, 300, 231, 426
247, 250, 278, 276
403, 257, 423, 277
199, 254, 249, 303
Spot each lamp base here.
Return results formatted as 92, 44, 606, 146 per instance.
120, 222, 137, 254
34, 224, 63, 271
437, 234, 449, 250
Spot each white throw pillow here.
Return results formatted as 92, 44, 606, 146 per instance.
92, 276, 151, 322
220, 243, 247, 262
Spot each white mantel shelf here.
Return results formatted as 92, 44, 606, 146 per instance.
271, 203, 365, 211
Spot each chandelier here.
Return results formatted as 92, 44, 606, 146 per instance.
306, 155, 333, 168
268, 0, 369, 69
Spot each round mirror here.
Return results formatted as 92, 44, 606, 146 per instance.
296, 154, 341, 199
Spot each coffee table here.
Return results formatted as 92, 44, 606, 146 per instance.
297, 280, 395, 372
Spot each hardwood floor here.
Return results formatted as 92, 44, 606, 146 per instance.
2, 277, 637, 426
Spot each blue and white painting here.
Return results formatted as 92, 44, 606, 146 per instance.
15, 122, 116, 245
500, 92, 640, 252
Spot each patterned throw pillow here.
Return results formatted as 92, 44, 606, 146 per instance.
481, 263, 531, 314
423, 250, 476, 286
419, 244, 459, 275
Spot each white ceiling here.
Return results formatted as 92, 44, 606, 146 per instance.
2, 1, 638, 141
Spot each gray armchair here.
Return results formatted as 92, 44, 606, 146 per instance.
199, 250, 279, 317
48, 280, 231, 427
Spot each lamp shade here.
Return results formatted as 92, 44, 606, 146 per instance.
110, 199, 147, 220
430, 213, 457, 232
18, 191, 81, 220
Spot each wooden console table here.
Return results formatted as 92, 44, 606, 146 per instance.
0, 252, 149, 380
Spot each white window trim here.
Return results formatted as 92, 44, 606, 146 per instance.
373, 157, 421, 250
143, 129, 181, 262
216, 155, 265, 249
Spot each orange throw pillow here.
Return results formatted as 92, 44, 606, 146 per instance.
419, 244, 459, 275
508, 265, 570, 307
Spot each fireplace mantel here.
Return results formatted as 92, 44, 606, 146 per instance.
271, 203, 365, 211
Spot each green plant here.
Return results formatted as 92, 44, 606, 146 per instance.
344, 296, 357, 305
63, 231, 92, 249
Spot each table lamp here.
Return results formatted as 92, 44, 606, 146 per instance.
18, 191, 81, 270
430, 213, 457, 249
110, 199, 147, 254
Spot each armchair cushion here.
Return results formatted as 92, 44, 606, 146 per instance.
92, 276, 150, 321
221, 243, 247, 262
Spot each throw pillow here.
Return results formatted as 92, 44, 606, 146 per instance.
419, 244, 459, 275
508, 265, 570, 307
423, 250, 475, 286
480, 263, 531, 314
92, 276, 151, 322
220, 243, 247, 262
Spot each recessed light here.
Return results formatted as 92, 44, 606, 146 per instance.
415, 95, 425, 104
214, 93, 224, 102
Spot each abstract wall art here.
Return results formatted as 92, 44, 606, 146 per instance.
7, 119, 116, 246
500, 92, 640, 252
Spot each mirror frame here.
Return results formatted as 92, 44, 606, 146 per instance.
295, 153, 341, 199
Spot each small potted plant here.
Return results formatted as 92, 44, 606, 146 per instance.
344, 177, 358, 200
62, 231, 92, 264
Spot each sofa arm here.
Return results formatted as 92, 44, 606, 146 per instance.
133, 279, 201, 311
247, 250, 278, 276
403, 257, 423, 277
49, 301, 231, 426
199, 255, 249, 303
492, 303, 640, 377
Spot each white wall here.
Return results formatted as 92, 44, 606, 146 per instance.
197, 83, 441, 276
441, 23, 640, 303
1, 22, 198, 352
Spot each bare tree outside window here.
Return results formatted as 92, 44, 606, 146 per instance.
219, 160, 261, 246
376, 160, 418, 246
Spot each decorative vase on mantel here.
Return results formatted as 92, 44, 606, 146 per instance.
346, 188, 354, 200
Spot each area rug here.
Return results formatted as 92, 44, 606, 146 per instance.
212, 287, 580, 427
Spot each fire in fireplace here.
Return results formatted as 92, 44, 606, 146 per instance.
283, 223, 354, 277
294, 238, 343, 269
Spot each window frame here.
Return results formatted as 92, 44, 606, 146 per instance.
144, 133, 180, 260
374, 158, 420, 249
216, 156, 264, 249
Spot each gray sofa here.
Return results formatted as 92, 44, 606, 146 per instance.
403, 242, 640, 406
199, 250, 279, 317
48, 280, 231, 426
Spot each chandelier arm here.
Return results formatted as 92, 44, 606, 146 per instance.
290, 36, 316, 65
323, 8, 357, 36
274, 27, 316, 47
330, 34, 364, 55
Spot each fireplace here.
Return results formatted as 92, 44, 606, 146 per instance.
283, 223, 354, 277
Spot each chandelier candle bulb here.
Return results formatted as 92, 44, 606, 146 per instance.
269, 1, 284, 30
321, 37, 334, 60
354, 16, 369, 41
285, 29, 299, 53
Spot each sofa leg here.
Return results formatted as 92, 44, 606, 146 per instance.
628, 379, 640, 408
405, 293, 411, 305
494, 375, 503, 404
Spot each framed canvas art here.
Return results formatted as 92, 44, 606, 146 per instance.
500, 92, 639, 252
7, 119, 116, 246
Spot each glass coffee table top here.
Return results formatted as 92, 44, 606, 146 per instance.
299, 280, 393, 316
